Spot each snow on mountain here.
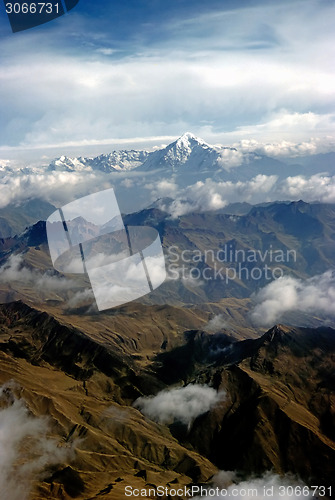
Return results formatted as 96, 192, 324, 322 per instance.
48, 150, 150, 173
48, 156, 90, 172
47, 133, 231, 174
42, 133, 238, 175
0, 159, 32, 174
138, 132, 237, 172
90, 150, 150, 172
3, 133, 327, 180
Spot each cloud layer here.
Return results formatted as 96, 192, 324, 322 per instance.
155, 173, 335, 217
0, 169, 114, 209
133, 384, 225, 427
193, 470, 314, 500
0, 254, 75, 295
0, 1, 334, 157
1, 162, 335, 216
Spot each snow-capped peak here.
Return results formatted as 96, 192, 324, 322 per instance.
139, 132, 227, 172
175, 132, 211, 150
0, 133, 238, 177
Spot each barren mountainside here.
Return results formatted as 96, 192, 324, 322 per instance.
0, 301, 334, 498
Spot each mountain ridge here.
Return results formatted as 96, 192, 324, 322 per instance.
1, 300, 334, 496
4, 132, 332, 180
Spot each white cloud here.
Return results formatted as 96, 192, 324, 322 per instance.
0, 382, 74, 500
204, 314, 228, 332
120, 178, 135, 188
133, 384, 225, 428
0, 254, 76, 296
65, 288, 95, 309
0, 2, 335, 156
145, 178, 179, 200
153, 170, 335, 217
280, 174, 335, 204
193, 470, 314, 500
95, 48, 118, 56
1, 161, 335, 216
157, 175, 278, 217
230, 111, 335, 142
217, 149, 244, 170
0, 170, 114, 208
232, 135, 335, 158
250, 270, 335, 327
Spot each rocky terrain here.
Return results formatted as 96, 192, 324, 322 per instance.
0, 168, 334, 498
0, 299, 334, 498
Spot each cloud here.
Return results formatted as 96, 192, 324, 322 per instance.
193, 470, 314, 500
226, 111, 335, 144
0, 253, 76, 298
280, 174, 335, 204
133, 384, 225, 428
65, 288, 95, 309
0, 381, 74, 500
144, 178, 179, 200
157, 175, 278, 217
204, 314, 228, 332
235, 136, 335, 158
95, 48, 118, 56
0, 2, 334, 156
217, 149, 245, 170
1, 159, 335, 216
250, 270, 335, 327
0, 170, 115, 208
154, 170, 335, 217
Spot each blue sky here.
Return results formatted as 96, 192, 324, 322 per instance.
0, 0, 334, 162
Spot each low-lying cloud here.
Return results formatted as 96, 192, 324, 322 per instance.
133, 384, 225, 428
155, 175, 279, 217
0, 170, 114, 209
217, 149, 245, 170
65, 288, 95, 308
0, 381, 74, 500
155, 172, 335, 217
0, 253, 75, 295
193, 470, 314, 500
2, 153, 335, 216
250, 270, 335, 327
204, 314, 228, 332
282, 174, 335, 204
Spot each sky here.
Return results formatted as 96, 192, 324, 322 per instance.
0, 0, 335, 162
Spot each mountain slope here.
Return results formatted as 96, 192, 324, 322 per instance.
153, 324, 335, 489
0, 299, 334, 496
0, 301, 217, 499
2, 134, 334, 185
1, 201, 334, 332
138, 132, 233, 173
0, 199, 55, 238
44, 133, 303, 181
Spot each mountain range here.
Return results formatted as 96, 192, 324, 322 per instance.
0, 300, 334, 498
1, 132, 335, 218
43, 133, 335, 184
2, 133, 335, 181
0, 133, 335, 498
48, 133, 335, 178
1, 199, 334, 333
